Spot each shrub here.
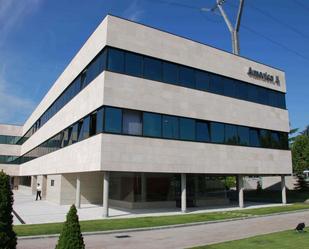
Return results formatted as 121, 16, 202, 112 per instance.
0, 170, 17, 249
55, 204, 85, 249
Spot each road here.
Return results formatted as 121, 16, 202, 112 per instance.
18, 210, 309, 249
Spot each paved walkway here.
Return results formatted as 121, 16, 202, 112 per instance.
18, 210, 309, 249
13, 190, 286, 224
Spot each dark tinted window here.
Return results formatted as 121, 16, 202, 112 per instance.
89, 113, 97, 136
107, 48, 125, 73
122, 110, 142, 135
178, 66, 195, 88
179, 118, 195, 140
268, 91, 278, 107
143, 112, 162, 137
279, 133, 288, 149
125, 53, 143, 77
238, 126, 250, 146
162, 62, 178, 84
277, 93, 286, 109
236, 82, 248, 100
70, 123, 78, 145
210, 122, 224, 143
271, 131, 280, 148
225, 124, 238, 145
162, 115, 179, 139
82, 116, 90, 139
260, 129, 271, 148
96, 108, 104, 134
195, 70, 210, 91
250, 128, 260, 147
258, 88, 269, 105
248, 85, 259, 102
196, 121, 210, 142
143, 57, 162, 81
85, 51, 106, 85
209, 75, 224, 94
224, 79, 236, 97
104, 107, 122, 134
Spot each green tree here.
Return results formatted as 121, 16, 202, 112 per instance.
291, 135, 309, 175
294, 174, 309, 192
0, 170, 17, 249
55, 205, 85, 249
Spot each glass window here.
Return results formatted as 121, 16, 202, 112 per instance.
238, 126, 250, 146
178, 66, 195, 88
277, 93, 286, 109
89, 113, 97, 136
279, 133, 288, 149
85, 51, 106, 85
125, 52, 143, 77
80, 70, 88, 89
196, 121, 210, 142
143, 112, 162, 137
107, 48, 125, 73
236, 82, 248, 100
258, 88, 269, 105
260, 129, 271, 148
225, 124, 238, 145
247, 85, 259, 102
82, 116, 90, 139
96, 108, 104, 134
224, 78, 236, 97
209, 75, 224, 94
162, 115, 179, 139
162, 62, 178, 84
271, 131, 280, 148
104, 107, 122, 134
143, 57, 162, 81
210, 122, 224, 143
195, 70, 210, 91
268, 91, 278, 107
250, 128, 260, 147
179, 118, 195, 140
122, 110, 142, 135
69, 123, 78, 145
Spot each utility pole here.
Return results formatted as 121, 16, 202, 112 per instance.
202, 0, 245, 55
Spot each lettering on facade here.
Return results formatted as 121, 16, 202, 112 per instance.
247, 67, 280, 86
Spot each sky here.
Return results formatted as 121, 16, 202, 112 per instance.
0, 0, 308, 132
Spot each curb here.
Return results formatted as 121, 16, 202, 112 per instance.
18, 208, 309, 240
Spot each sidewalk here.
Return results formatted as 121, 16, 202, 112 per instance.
13, 190, 287, 224
17, 210, 309, 249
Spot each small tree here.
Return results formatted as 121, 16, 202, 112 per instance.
0, 170, 17, 249
294, 174, 309, 192
291, 135, 309, 175
55, 204, 85, 249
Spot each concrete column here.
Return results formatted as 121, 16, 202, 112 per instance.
75, 175, 81, 209
42, 175, 47, 200
281, 175, 287, 204
181, 173, 186, 213
31, 176, 37, 195
141, 173, 147, 202
103, 172, 110, 218
238, 175, 244, 208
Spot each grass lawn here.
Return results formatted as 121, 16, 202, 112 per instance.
14, 203, 309, 237
191, 228, 309, 249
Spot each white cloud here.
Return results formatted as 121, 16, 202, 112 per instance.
0, 0, 42, 46
123, 0, 144, 22
0, 67, 35, 124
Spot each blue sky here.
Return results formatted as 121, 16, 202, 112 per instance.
0, 0, 308, 132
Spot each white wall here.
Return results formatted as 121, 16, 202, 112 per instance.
100, 134, 292, 175
104, 72, 289, 132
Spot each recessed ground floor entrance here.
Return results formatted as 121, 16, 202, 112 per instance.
12, 171, 288, 217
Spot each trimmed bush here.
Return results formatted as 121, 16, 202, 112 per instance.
0, 170, 17, 249
55, 204, 85, 249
